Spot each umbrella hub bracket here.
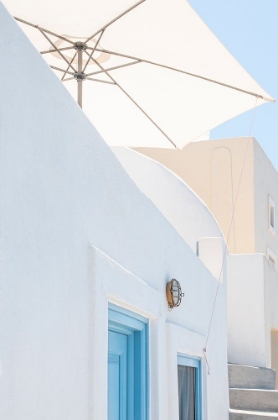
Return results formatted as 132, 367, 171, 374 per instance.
74, 41, 87, 51
74, 72, 87, 82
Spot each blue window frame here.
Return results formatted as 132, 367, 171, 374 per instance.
177, 354, 202, 420
108, 304, 149, 420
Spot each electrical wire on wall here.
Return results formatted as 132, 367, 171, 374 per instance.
203, 95, 259, 375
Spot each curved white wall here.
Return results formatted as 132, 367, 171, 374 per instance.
113, 147, 224, 253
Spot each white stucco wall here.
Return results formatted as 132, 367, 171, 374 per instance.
197, 237, 225, 282
227, 254, 266, 367
227, 253, 278, 368
89, 247, 227, 420
0, 4, 228, 420
264, 256, 278, 370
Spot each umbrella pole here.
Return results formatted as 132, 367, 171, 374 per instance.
77, 49, 83, 108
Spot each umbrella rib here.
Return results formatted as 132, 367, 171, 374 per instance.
41, 46, 74, 54
14, 17, 75, 45
38, 28, 76, 72
50, 66, 75, 76
86, 60, 141, 77
90, 57, 177, 148
62, 77, 75, 82
83, 30, 105, 73
86, 78, 116, 85
61, 51, 78, 81
95, 48, 275, 103
84, 0, 146, 43
14, 17, 274, 102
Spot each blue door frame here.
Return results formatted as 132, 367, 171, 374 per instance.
108, 304, 149, 420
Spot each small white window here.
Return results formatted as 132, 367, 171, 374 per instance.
267, 247, 277, 268
269, 196, 275, 235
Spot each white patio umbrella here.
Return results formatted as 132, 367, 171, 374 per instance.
2, 0, 274, 149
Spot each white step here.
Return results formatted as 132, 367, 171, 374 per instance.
230, 389, 278, 412
229, 364, 276, 390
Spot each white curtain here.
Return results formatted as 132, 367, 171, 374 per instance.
178, 365, 196, 420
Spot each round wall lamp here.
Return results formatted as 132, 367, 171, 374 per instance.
166, 279, 184, 309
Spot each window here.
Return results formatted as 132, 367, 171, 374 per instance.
269, 196, 275, 235
267, 247, 277, 268
178, 355, 201, 420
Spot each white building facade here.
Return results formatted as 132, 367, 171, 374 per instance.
0, 5, 229, 420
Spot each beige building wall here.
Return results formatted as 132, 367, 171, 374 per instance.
135, 137, 256, 254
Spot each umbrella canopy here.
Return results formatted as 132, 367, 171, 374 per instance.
3, 0, 274, 149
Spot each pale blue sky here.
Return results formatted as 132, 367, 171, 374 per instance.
189, 0, 278, 170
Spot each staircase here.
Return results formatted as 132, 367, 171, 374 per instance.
229, 363, 278, 419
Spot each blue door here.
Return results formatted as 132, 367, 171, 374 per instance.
108, 330, 128, 420
108, 305, 148, 420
